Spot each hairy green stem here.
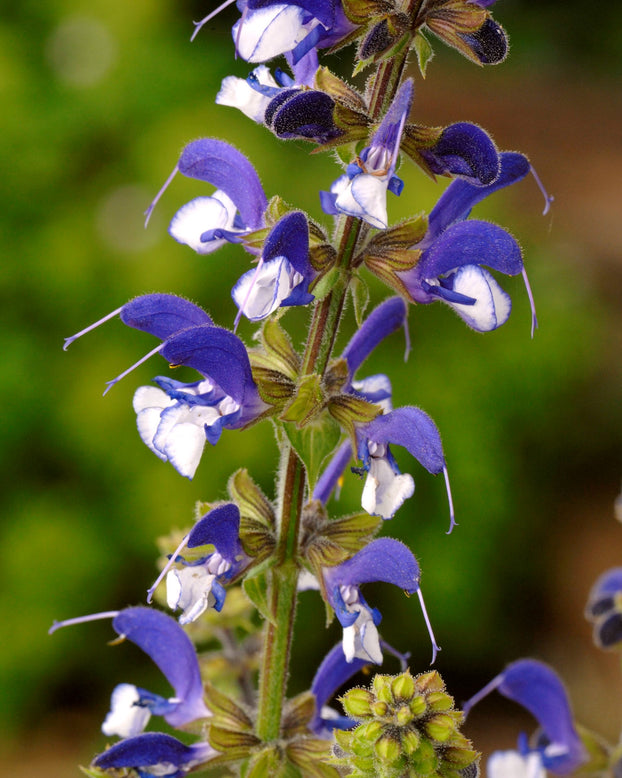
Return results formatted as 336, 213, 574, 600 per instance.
255, 49, 412, 748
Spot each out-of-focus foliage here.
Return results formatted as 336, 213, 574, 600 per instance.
1, 0, 620, 764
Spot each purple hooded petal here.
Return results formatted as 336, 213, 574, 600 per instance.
120, 294, 213, 341
420, 122, 500, 185
177, 139, 267, 230
263, 211, 313, 280
427, 151, 530, 239
364, 407, 445, 475
187, 503, 243, 561
269, 90, 342, 144
325, 537, 420, 593
160, 325, 254, 406
112, 608, 209, 727
406, 219, 523, 305
342, 297, 407, 379
497, 660, 587, 774
94, 732, 214, 775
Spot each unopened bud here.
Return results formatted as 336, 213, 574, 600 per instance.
375, 733, 402, 764
392, 671, 416, 701
342, 687, 374, 718
424, 712, 456, 743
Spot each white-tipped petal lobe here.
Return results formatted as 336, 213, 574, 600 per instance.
102, 683, 152, 739
233, 5, 318, 63
169, 192, 237, 254
487, 751, 545, 778
445, 264, 511, 331
361, 454, 415, 519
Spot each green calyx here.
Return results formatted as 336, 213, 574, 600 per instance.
336, 670, 480, 778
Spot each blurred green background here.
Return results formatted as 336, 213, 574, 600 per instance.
2, 0, 621, 774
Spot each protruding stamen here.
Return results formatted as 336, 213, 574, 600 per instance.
443, 465, 457, 534
416, 587, 440, 665
48, 610, 120, 635
530, 165, 554, 216
63, 307, 123, 351
147, 533, 191, 604
461, 673, 503, 718
144, 165, 179, 227
103, 343, 165, 396
190, 0, 238, 42
521, 267, 538, 339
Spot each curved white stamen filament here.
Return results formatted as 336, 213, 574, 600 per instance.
147, 533, 191, 603
521, 266, 538, 339
417, 587, 440, 664
443, 465, 456, 534
48, 610, 120, 635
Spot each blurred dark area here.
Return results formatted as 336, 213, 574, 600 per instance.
1, 0, 621, 774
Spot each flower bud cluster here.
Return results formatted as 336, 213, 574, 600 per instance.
335, 670, 479, 777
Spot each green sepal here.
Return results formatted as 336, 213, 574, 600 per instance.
282, 691, 317, 736
251, 364, 296, 407
365, 213, 429, 250
283, 412, 341, 491
401, 124, 445, 179
287, 738, 341, 777
239, 516, 276, 560
243, 558, 277, 625
280, 374, 325, 428
358, 14, 410, 61
350, 275, 370, 327
314, 66, 367, 112
573, 723, 612, 774
328, 394, 382, 440
363, 252, 418, 299
424, 1, 489, 66
306, 536, 352, 569
413, 31, 434, 77
228, 468, 275, 528
309, 242, 338, 272
242, 226, 271, 253
324, 357, 349, 396
245, 748, 290, 778
262, 318, 300, 379
204, 681, 254, 731
323, 512, 382, 552
266, 194, 294, 225
341, 0, 394, 26
311, 266, 341, 302
207, 725, 259, 759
